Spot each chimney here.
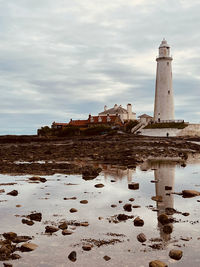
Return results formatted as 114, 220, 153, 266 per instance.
127, 104, 132, 120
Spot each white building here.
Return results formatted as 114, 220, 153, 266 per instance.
154, 39, 174, 122
98, 104, 136, 122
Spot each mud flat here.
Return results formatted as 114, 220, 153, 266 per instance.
0, 134, 200, 266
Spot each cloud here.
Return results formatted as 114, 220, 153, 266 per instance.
0, 0, 200, 134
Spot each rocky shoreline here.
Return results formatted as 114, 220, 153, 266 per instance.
0, 134, 199, 175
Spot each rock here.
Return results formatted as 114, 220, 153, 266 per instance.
80, 200, 88, 204
80, 222, 89, 227
29, 176, 47, 183
7, 190, 18, 196
16, 204, 21, 207
118, 200, 123, 203
68, 251, 77, 262
158, 214, 169, 225
169, 249, 183, 260
117, 214, 129, 221
94, 183, 104, 188
165, 207, 176, 215
134, 217, 144, 227
182, 190, 200, 198
82, 166, 102, 180
0, 189, 5, 194
137, 233, 147, 243
3, 263, 13, 267
149, 260, 168, 267
123, 204, 132, 212
12, 236, 32, 243
151, 180, 158, 183
82, 244, 92, 251
129, 198, 135, 202
62, 230, 73, 235
132, 205, 141, 208
29, 212, 42, 222
58, 222, 68, 230
21, 219, 34, 226
163, 225, 173, 234
11, 253, 21, 260
69, 208, 77, 213
151, 196, 163, 202
3, 232, 17, 241
182, 212, 190, 216
20, 243, 38, 252
165, 186, 172, 190
45, 226, 59, 233
128, 183, 139, 190
103, 255, 111, 261
111, 204, 117, 208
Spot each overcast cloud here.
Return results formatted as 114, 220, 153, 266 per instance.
0, 0, 200, 134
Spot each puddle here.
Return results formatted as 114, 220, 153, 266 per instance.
0, 161, 200, 266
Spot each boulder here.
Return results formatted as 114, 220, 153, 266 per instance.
29, 176, 47, 183
163, 225, 173, 234
151, 196, 163, 202
12, 236, 32, 243
117, 214, 129, 221
58, 222, 68, 230
21, 219, 34, 226
80, 200, 88, 204
169, 249, 183, 260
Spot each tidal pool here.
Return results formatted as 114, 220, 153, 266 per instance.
0, 160, 200, 267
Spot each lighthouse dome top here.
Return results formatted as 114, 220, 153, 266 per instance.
159, 38, 170, 48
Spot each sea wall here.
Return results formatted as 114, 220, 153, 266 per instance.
139, 124, 200, 137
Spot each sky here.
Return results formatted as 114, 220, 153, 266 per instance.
0, 0, 200, 135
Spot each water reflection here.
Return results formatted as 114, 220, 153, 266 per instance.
141, 160, 176, 242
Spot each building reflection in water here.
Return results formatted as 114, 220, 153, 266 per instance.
99, 164, 134, 182
141, 160, 176, 242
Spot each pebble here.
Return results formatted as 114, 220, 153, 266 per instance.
129, 198, 135, 202
80, 200, 88, 204
20, 243, 38, 252
45, 226, 59, 233
58, 222, 68, 230
149, 260, 168, 267
94, 183, 104, 188
103, 255, 111, 261
157, 214, 169, 225
69, 208, 78, 213
128, 183, 139, 190
134, 217, 144, 227
68, 251, 77, 262
137, 233, 147, 243
7, 190, 18, 196
82, 244, 92, 251
123, 203, 132, 212
62, 230, 73, 235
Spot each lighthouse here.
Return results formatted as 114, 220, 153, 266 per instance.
154, 39, 174, 121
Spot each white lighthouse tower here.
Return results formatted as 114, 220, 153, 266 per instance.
154, 39, 174, 122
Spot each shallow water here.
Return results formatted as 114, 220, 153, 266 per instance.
0, 161, 200, 267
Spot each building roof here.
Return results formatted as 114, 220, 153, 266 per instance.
69, 119, 89, 126
138, 114, 153, 118
53, 122, 69, 126
99, 105, 128, 115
